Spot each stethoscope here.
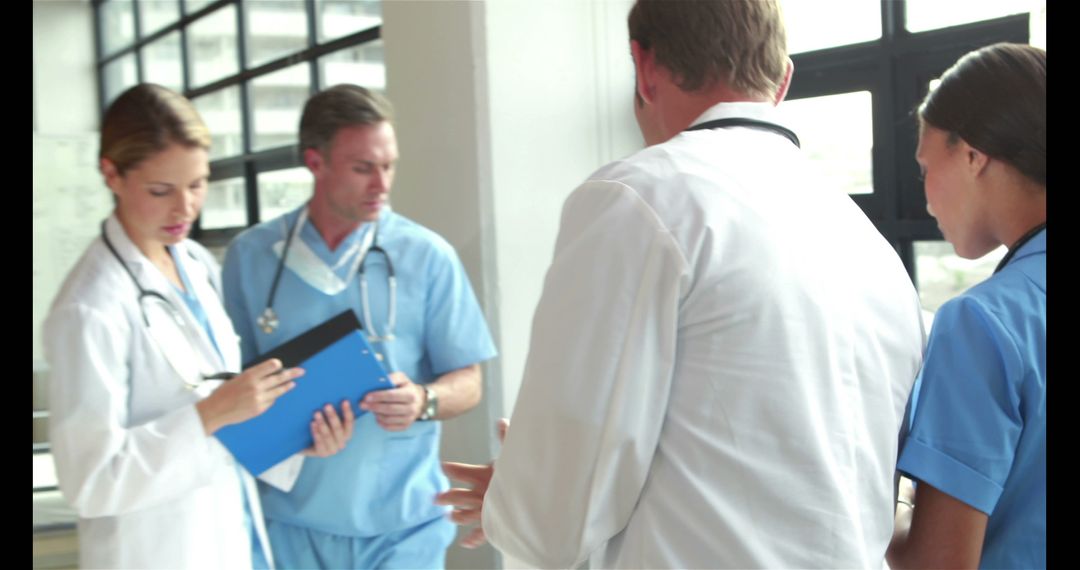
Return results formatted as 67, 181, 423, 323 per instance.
258, 212, 397, 346
994, 222, 1046, 274
685, 117, 801, 148
101, 221, 234, 388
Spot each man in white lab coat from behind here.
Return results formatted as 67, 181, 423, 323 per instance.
437, 0, 926, 567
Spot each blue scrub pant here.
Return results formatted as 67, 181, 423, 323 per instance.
266, 515, 457, 569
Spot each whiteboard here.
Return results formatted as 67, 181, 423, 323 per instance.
33, 132, 110, 363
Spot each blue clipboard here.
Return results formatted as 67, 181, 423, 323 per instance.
216, 310, 392, 475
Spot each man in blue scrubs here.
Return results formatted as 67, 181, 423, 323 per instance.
222, 84, 498, 569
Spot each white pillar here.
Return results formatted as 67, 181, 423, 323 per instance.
382, 1, 640, 567
1030, 1, 1046, 49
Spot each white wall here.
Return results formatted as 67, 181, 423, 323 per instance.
483, 0, 640, 422
383, 1, 640, 567
33, 0, 97, 134
381, 3, 501, 568
33, 0, 98, 364
1031, 1, 1046, 49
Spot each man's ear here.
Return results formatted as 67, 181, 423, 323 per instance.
631, 40, 657, 105
773, 58, 794, 106
304, 147, 325, 176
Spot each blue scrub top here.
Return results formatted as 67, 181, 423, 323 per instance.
222, 205, 498, 537
898, 229, 1045, 569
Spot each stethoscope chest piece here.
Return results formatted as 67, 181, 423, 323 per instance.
258, 307, 279, 334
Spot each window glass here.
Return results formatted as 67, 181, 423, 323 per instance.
776, 91, 874, 195
140, 0, 181, 37
907, 0, 1030, 33
201, 176, 247, 229
316, 0, 382, 43
318, 40, 385, 91
142, 31, 184, 92
100, 0, 136, 57
185, 0, 217, 14
915, 241, 1006, 312
258, 167, 312, 222
246, 1, 308, 68
102, 53, 139, 107
193, 86, 244, 159
249, 63, 310, 151
187, 4, 239, 88
781, 0, 880, 54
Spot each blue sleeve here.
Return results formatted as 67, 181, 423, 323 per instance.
896, 295, 1023, 515
422, 247, 497, 375
221, 238, 259, 365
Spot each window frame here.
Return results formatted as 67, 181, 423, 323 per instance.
92, 0, 384, 249
785, 1, 1029, 285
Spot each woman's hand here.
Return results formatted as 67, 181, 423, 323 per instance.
196, 358, 303, 435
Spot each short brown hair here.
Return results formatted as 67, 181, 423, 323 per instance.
628, 0, 788, 98
299, 84, 394, 153
919, 43, 1045, 187
99, 83, 210, 174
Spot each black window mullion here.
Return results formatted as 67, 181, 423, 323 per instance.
876, 1, 905, 240
872, 48, 897, 223
306, 0, 320, 92
234, 0, 260, 225
93, 0, 107, 116
244, 161, 260, 228
132, 0, 144, 83
184, 27, 381, 99
178, 0, 188, 95
881, 0, 906, 41
898, 240, 916, 285
179, 26, 191, 93
788, 48, 883, 219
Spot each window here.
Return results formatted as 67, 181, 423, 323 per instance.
93, 0, 385, 248
782, 0, 1029, 312
914, 241, 1006, 313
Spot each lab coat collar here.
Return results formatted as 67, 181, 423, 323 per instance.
688, 101, 793, 133
102, 212, 228, 373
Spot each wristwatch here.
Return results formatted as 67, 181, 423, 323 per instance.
418, 385, 438, 421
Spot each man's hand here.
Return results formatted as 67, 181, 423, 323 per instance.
302, 400, 355, 457
435, 418, 510, 548
361, 371, 425, 431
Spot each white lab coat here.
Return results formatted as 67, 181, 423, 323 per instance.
483, 103, 926, 568
43, 214, 298, 569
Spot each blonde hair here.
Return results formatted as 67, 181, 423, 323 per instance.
99, 83, 210, 174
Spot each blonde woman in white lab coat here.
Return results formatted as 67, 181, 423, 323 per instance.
42, 83, 354, 569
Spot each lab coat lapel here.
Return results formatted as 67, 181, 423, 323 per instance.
173, 241, 241, 371
103, 215, 227, 375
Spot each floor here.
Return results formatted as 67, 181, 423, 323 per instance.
33, 490, 77, 569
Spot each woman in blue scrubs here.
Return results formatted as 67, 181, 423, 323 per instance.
886, 43, 1045, 569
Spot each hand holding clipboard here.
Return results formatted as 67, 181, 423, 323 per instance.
215, 310, 393, 475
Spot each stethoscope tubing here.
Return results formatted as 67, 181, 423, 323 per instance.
99, 220, 227, 386
101, 220, 175, 327
685, 117, 801, 148
261, 213, 397, 348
